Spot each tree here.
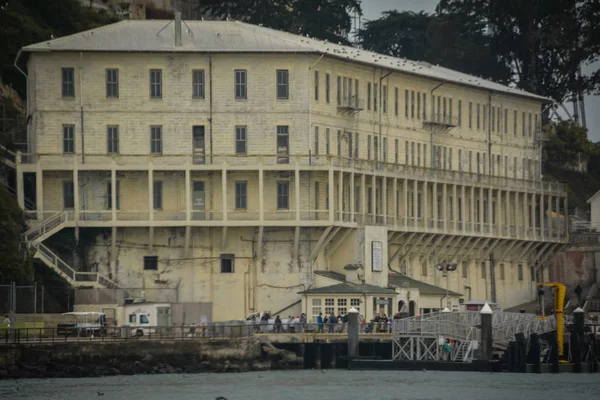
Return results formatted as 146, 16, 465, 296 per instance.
196, 0, 361, 44
358, 10, 511, 83
436, 0, 600, 103
544, 121, 591, 166
0, 189, 32, 283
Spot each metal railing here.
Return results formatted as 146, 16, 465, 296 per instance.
0, 322, 389, 345
17, 152, 567, 196
22, 211, 67, 242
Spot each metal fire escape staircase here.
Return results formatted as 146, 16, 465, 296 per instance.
21, 212, 117, 288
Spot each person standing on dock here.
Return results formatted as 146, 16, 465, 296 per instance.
443, 339, 452, 361
317, 313, 324, 333
274, 316, 283, 333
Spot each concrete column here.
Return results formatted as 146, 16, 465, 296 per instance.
185, 169, 191, 222
347, 307, 359, 359
453, 184, 457, 232
148, 168, 154, 221
479, 188, 484, 233
371, 175, 376, 221
403, 179, 408, 229
413, 180, 418, 228
540, 192, 545, 240
480, 303, 493, 362
258, 168, 264, 221
111, 226, 117, 271
442, 183, 448, 231
16, 157, 24, 210
350, 172, 355, 222
487, 188, 493, 234
393, 177, 398, 228
338, 170, 343, 221
461, 185, 466, 232
361, 174, 366, 220
555, 196, 559, 236
222, 169, 228, 221
573, 307, 585, 373
423, 181, 428, 230
36, 164, 44, 220
329, 167, 335, 222
504, 190, 510, 236
73, 168, 79, 222
295, 167, 301, 221
111, 168, 117, 222
433, 182, 438, 230
470, 186, 474, 234
523, 191, 528, 238
382, 177, 387, 224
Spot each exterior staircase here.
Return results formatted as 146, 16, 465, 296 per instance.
22, 212, 117, 288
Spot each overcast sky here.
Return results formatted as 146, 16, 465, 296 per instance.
359, 0, 600, 142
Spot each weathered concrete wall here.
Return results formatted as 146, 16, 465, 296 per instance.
548, 249, 599, 291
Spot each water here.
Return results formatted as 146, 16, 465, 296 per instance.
0, 370, 598, 400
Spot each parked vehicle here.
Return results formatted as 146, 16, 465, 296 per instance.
57, 312, 107, 337
124, 303, 172, 337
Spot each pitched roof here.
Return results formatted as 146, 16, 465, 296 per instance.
22, 20, 549, 103
388, 272, 462, 296
299, 282, 397, 295
314, 270, 346, 281
587, 189, 600, 204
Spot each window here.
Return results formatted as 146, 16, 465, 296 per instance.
355, 79, 359, 107
61, 67, 75, 97
528, 113, 532, 137
150, 126, 162, 154
106, 68, 119, 98
220, 254, 234, 273
276, 125, 289, 164
350, 298, 360, 312
276, 69, 289, 99
277, 181, 289, 209
149, 69, 162, 98
500, 263, 505, 280
325, 73, 330, 103
374, 137, 378, 161
235, 181, 247, 209
491, 106, 496, 132
140, 315, 149, 324
153, 181, 163, 210
468, 102, 472, 129
63, 125, 75, 153
325, 298, 335, 315
235, 69, 247, 99
337, 298, 347, 316
421, 260, 428, 276
314, 126, 319, 155
337, 130, 342, 157
326, 128, 330, 155
382, 85, 387, 113
129, 315, 137, 324
337, 76, 341, 105
395, 139, 399, 164
314, 70, 319, 101
314, 182, 320, 210
312, 298, 322, 317
235, 126, 247, 155
462, 261, 468, 279
383, 137, 387, 161
530, 266, 535, 282
107, 181, 120, 209
404, 90, 409, 117
354, 132, 359, 158
522, 111, 526, 136
481, 262, 487, 279
411, 91, 415, 118
374, 84, 378, 111
422, 93, 427, 120
477, 104, 481, 130
394, 87, 399, 116
514, 110, 517, 135
63, 181, 74, 209
417, 93, 421, 119
458, 100, 462, 126
107, 126, 119, 154
192, 69, 205, 99
518, 264, 523, 281
367, 135, 371, 160
504, 109, 508, 134
144, 256, 158, 270
367, 82, 371, 110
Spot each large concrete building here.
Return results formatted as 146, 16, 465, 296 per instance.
14, 16, 568, 322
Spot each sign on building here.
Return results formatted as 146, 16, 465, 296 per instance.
372, 241, 383, 271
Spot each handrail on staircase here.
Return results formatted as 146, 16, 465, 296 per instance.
22, 211, 64, 242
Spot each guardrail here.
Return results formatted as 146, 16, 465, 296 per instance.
0, 322, 391, 344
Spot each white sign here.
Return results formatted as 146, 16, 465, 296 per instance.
372, 241, 383, 272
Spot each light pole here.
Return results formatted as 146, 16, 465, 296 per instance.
436, 262, 457, 309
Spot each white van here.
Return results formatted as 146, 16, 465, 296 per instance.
124, 303, 171, 336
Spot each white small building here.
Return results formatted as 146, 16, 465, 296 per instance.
588, 189, 600, 232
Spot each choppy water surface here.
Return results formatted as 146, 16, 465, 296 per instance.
0, 370, 598, 400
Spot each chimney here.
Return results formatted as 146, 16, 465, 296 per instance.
174, 12, 182, 47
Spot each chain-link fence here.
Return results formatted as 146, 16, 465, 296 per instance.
0, 283, 74, 315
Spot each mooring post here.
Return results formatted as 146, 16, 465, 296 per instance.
549, 330, 559, 373
516, 332, 527, 373
480, 303, 493, 363
347, 307, 359, 362
530, 333, 541, 374
572, 307, 585, 373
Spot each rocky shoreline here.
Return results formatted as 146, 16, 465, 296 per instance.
0, 340, 304, 380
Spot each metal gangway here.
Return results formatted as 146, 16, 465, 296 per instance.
391, 310, 557, 362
